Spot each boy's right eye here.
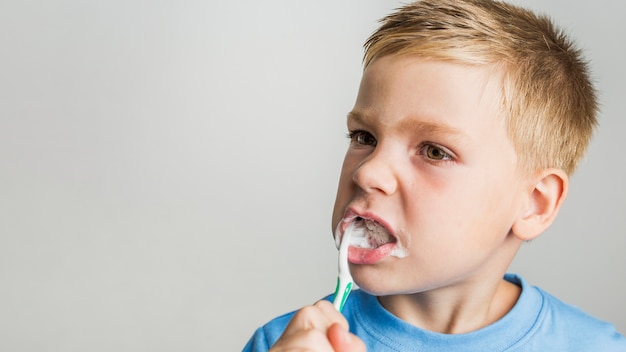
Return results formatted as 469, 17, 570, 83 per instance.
348, 130, 377, 146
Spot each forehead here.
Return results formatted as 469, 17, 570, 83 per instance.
352, 55, 505, 134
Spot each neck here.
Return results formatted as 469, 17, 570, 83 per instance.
379, 276, 520, 334
378, 236, 523, 334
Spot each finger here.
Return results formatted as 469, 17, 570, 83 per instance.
274, 300, 352, 351
270, 328, 334, 352
327, 323, 366, 352
312, 300, 349, 330
279, 303, 334, 340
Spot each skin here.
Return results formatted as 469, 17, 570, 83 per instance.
271, 55, 568, 349
270, 301, 366, 352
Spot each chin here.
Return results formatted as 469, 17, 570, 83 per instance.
351, 272, 403, 296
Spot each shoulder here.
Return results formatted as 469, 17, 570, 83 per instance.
518, 277, 626, 351
242, 309, 298, 352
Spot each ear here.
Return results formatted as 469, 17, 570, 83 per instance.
511, 168, 568, 241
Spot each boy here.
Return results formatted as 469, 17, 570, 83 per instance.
244, 0, 626, 350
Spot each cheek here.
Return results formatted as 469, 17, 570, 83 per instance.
442, 177, 519, 243
409, 176, 489, 234
331, 158, 357, 227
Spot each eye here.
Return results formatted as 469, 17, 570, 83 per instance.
421, 143, 452, 161
348, 130, 377, 147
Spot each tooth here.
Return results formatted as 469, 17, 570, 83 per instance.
364, 220, 390, 242
351, 236, 371, 248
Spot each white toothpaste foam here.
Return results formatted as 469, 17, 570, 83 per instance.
335, 218, 408, 258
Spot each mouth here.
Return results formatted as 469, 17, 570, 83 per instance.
352, 217, 397, 249
336, 215, 397, 250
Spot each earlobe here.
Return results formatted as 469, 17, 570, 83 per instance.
511, 169, 569, 241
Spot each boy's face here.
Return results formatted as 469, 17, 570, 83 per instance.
332, 55, 530, 295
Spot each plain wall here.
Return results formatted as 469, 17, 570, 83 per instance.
1, 1, 624, 351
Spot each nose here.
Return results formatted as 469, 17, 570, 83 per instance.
352, 149, 399, 195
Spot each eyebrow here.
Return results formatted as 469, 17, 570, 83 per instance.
347, 110, 466, 139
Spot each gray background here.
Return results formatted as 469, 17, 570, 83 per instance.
1, 0, 624, 351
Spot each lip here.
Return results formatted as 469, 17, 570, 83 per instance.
341, 207, 400, 265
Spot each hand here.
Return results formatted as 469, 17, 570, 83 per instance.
270, 300, 366, 352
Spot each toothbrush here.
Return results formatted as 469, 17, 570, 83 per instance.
332, 222, 354, 312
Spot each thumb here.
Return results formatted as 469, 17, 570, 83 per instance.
327, 322, 366, 352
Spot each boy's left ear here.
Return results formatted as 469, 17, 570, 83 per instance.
511, 168, 569, 241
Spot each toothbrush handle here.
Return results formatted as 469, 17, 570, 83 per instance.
332, 276, 353, 312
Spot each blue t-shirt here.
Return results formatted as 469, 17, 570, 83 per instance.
243, 274, 626, 351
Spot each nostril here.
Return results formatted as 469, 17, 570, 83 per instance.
351, 154, 399, 196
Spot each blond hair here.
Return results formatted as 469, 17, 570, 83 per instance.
364, 0, 597, 175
